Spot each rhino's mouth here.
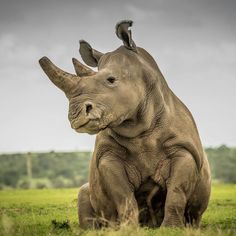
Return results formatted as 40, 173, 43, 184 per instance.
71, 112, 128, 135
71, 117, 109, 135
71, 113, 110, 134
69, 100, 132, 135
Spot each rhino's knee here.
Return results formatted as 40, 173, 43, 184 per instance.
98, 158, 112, 174
78, 183, 89, 196
98, 158, 122, 185
78, 183, 98, 229
78, 183, 89, 205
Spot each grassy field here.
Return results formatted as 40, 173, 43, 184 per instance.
0, 184, 235, 236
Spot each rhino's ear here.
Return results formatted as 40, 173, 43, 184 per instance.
79, 40, 104, 67
116, 20, 137, 52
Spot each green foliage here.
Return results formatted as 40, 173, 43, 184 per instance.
207, 145, 236, 183
0, 145, 236, 189
0, 152, 91, 189
0, 184, 235, 236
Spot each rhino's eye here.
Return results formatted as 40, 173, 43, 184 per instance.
107, 77, 116, 84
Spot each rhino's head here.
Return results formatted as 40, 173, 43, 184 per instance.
39, 21, 164, 137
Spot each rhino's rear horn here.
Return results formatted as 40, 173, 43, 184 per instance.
116, 20, 137, 52
72, 58, 96, 77
39, 57, 79, 94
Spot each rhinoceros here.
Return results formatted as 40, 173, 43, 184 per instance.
39, 20, 211, 228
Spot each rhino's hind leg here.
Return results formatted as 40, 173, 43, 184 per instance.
78, 183, 98, 229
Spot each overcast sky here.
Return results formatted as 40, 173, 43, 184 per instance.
0, 0, 235, 153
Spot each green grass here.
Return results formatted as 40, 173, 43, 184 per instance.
0, 184, 235, 236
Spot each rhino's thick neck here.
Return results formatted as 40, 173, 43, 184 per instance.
110, 72, 169, 138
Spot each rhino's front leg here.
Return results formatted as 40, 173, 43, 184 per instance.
161, 153, 198, 227
98, 156, 139, 225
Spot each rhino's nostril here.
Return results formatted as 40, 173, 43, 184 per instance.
85, 103, 93, 114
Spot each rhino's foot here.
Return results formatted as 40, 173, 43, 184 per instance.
78, 183, 99, 229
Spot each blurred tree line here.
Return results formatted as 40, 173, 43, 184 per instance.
0, 145, 235, 189
206, 145, 236, 183
0, 151, 91, 189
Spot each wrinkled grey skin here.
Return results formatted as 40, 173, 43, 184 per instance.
39, 20, 211, 228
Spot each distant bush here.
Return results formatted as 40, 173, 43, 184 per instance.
17, 177, 31, 189
33, 178, 53, 189
51, 176, 73, 188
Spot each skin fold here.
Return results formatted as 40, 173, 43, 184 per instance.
39, 20, 211, 229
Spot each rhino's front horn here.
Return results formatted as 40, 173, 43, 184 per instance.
39, 57, 79, 94
72, 58, 96, 77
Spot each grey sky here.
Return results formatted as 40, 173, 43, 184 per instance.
0, 0, 235, 153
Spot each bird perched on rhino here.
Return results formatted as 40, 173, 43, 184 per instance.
39, 20, 211, 228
